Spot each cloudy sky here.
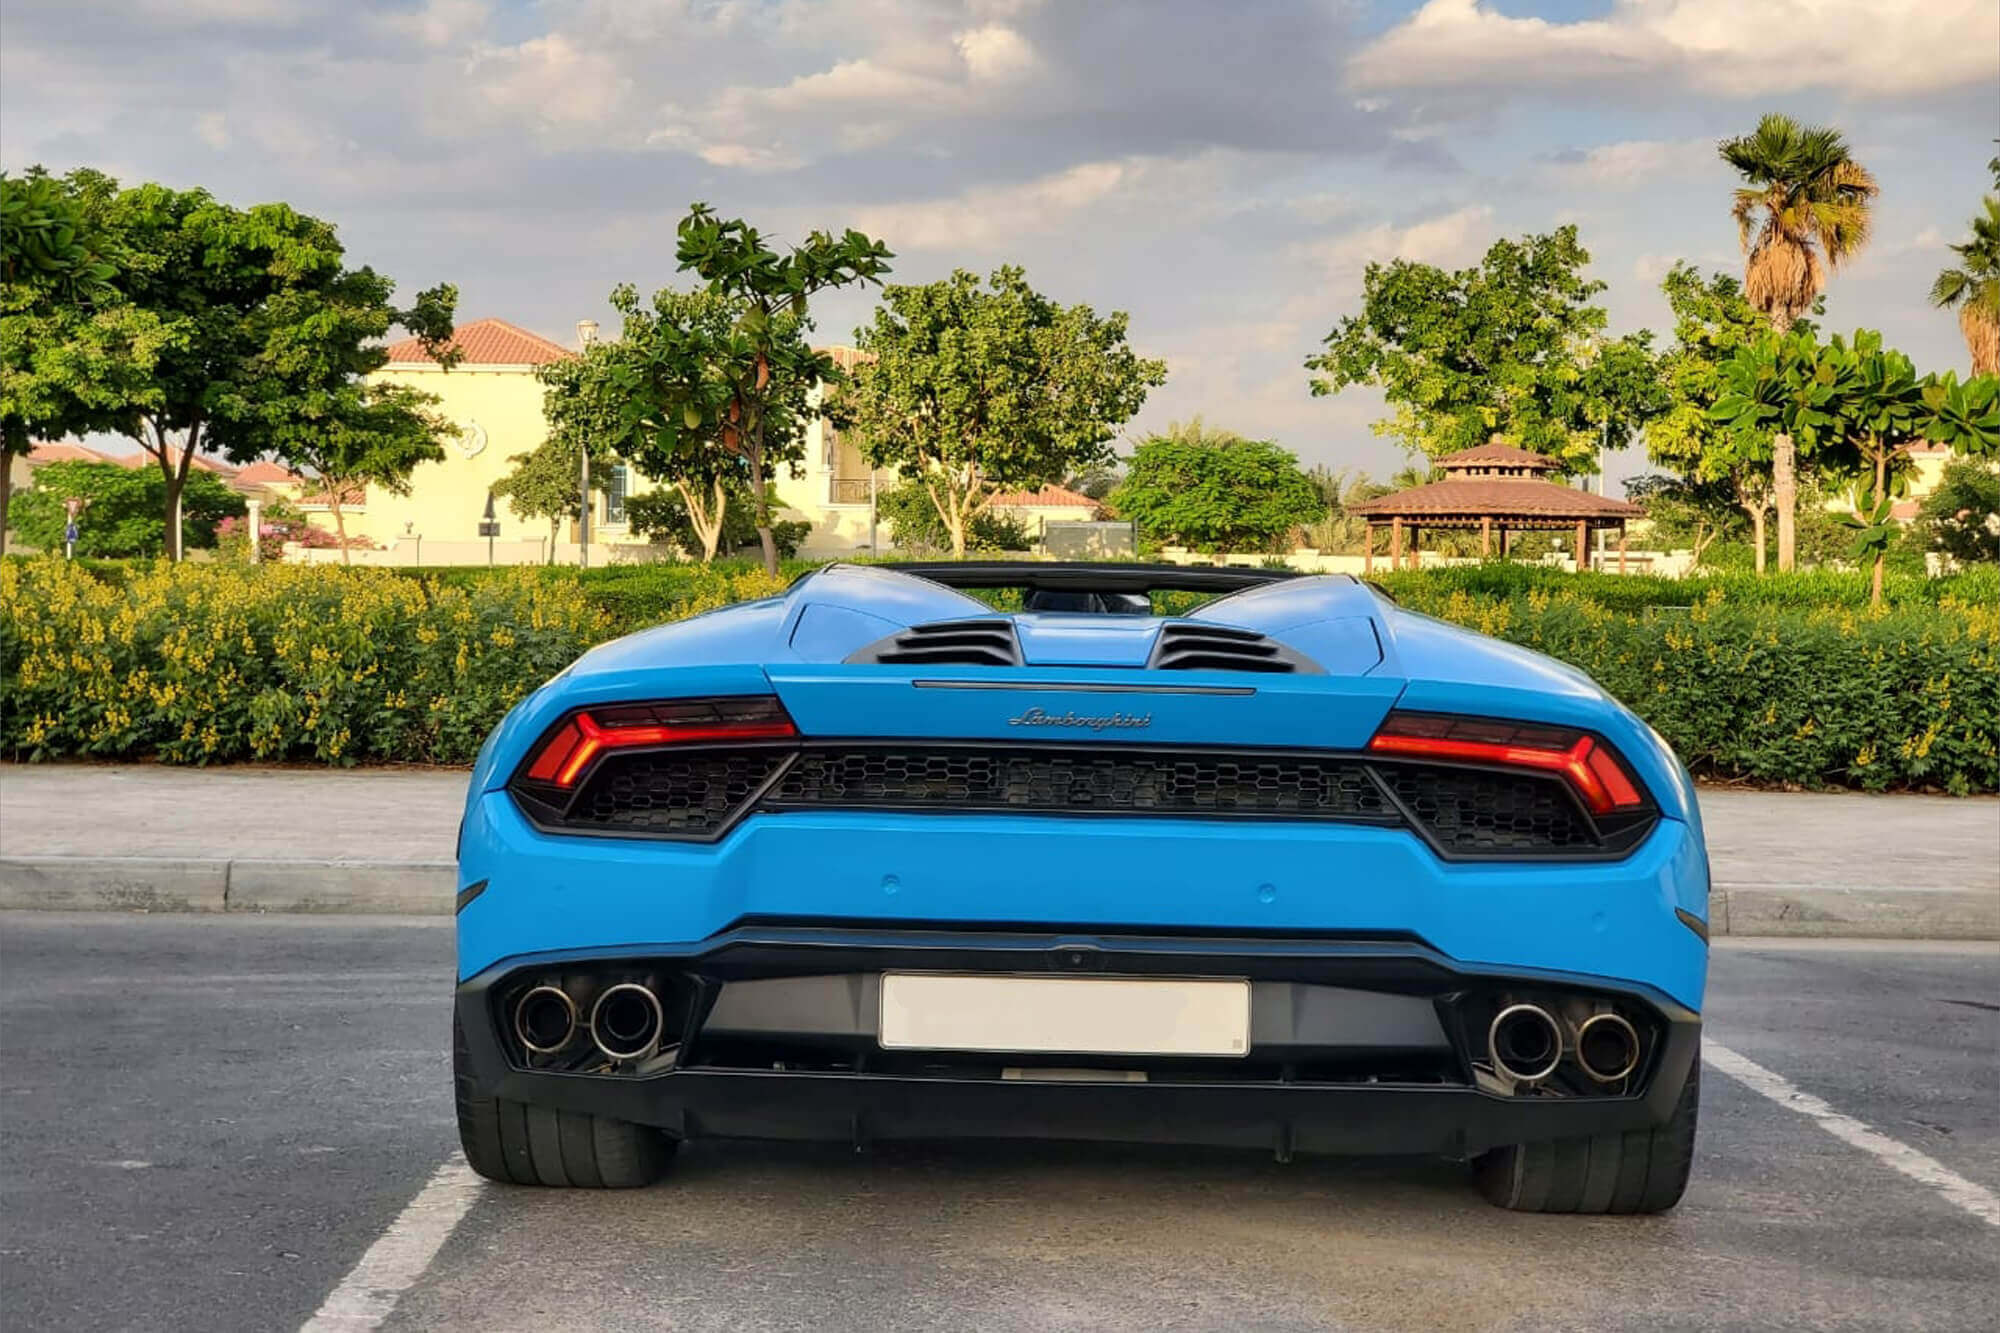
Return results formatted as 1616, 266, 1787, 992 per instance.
4, 0, 1994, 484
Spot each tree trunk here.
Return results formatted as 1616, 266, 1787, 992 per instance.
328, 493, 353, 566
548, 517, 559, 564
1771, 433, 1796, 573
745, 446, 777, 576
705, 478, 727, 562
0, 456, 13, 558
1746, 504, 1767, 575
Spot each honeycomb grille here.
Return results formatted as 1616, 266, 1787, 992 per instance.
1374, 763, 1595, 853
565, 750, 789, 835
767, 747, 1393, 820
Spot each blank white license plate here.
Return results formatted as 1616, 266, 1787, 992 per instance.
878, 973, 1250, 1057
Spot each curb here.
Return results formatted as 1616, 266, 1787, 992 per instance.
2, 857, 1995, 939
1713, 882, 1999, 941
0, 857, 454, 916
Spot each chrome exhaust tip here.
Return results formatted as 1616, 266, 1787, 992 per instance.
590, 983, 665, 1062
1488, 1003, 1562, 1084
1575, 1012, 1641, 1083
514, 985, 578, 1055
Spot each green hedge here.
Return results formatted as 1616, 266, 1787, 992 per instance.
3, 557, 1994, 791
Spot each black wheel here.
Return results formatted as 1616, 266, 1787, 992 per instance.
454, 1013, 675, 1188
1473, 1051, 1699, 1214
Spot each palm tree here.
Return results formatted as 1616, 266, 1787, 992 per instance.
1719, 113, 1878, 572
1930, 165, 2000, 375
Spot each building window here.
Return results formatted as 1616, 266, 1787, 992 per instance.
606, 464, 629, 524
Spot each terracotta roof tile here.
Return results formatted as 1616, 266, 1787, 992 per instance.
1438, 441, 1559, 472
989, 484, 1100, 510
115, 446, 235, 475
383, 317, 572, 367
26, 441, 116, 464
296, 483, 367, 508
231, 461, 304, 484
1351, 478, 1641, 520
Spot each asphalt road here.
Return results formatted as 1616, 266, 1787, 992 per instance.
1, 915, 1994, 1332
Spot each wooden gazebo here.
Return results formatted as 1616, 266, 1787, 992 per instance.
1351, 440, 1643, 573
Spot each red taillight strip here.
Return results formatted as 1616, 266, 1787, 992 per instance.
531, 710, 797, 790
1366, 728, 1640, 816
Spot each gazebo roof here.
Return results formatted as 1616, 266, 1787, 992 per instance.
1351, 437, 1638, 525
1437, 441, 1559, 473
1351, 479, 1640, 522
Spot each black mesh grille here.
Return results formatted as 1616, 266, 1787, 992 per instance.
564, 750, 789, 835
1375, 763, 1596, 853
768, 747, 1392, 820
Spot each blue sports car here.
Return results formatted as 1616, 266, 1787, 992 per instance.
453, 562, 1707, 1212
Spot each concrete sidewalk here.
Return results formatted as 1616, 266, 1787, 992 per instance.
1, 763, 1995, 937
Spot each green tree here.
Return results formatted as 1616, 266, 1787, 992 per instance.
0, 167, 132, 550
612, 204, 892, 575
1930, 161, 2000, 375
1305, 226, 1663, 475
487, 442, 592, 559
1109, 424, 1324, 554
265, 382, 456, 563
623, 481, 810, 561
874, 479, 1032, 555
1302, 464, 1390, 554
13, 173, 459, 561
1646, 264, 1818, 572
579, 294, 758, 563
1912, 458, 2000, 566
1622, 473, 1745, 567
839, 266, 1166, 558
7, 459, 243, 556
1719, 113, 1879, 571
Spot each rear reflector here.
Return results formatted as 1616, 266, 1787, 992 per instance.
522, 698, 796, 790
1367, 712, 1645, 816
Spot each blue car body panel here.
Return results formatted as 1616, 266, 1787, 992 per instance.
456, 568, 1710, 1017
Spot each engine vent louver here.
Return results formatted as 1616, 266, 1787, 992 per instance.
1148, 623, 1318, 674
846, 618, 1023, 667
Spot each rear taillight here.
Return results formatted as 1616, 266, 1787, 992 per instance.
1367, 712, 1645, 816
522, 697, 796, 790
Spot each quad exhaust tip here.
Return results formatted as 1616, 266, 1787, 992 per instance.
590, 983, 665, 1062
1488, 1003, 1563, 1084
1575, 1011, 1641, 1083
513, 985, 578, 1055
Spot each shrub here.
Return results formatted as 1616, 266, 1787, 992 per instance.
8, 461, 245, 556
1, 559, 609, 765
3, 557, 1993, 791
876, 481, 1032, 554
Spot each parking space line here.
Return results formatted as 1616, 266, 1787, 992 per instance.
1705, 1041, 2000, 1228
299, 1155, 483, 1331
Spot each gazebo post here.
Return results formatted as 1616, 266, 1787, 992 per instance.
1481, 515, 1492, 558
1363, 523, 1374, 575
1500, 526, 1510, 558
1408, 525, 1420, 570
1573, 519, 1588, 572
1390, 516, 1403, 568
1618, 523, 1628, 574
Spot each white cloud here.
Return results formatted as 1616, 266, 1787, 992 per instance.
1350, 0, 1999, 100
466, 33, 634, 135
375, 0, 491, 50
1294, 205, 1497, 280
847, 152, 1247, 250
954, 24, 1037, 82
194, 111, 230, 150
1540, 138, 1713, 188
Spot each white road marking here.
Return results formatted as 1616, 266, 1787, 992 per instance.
299, 1155, 483, 1331
1705, 1041, 2000, 1228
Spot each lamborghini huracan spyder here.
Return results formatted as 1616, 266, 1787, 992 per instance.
452, 563, 1706, 1212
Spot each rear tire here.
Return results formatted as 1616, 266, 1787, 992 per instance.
1472, 1050, 1698, 1214
454, 1013, 675, 1188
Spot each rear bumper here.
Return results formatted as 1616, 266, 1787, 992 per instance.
456, 795, 1711, 1011
455, 926, 1701, 1159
